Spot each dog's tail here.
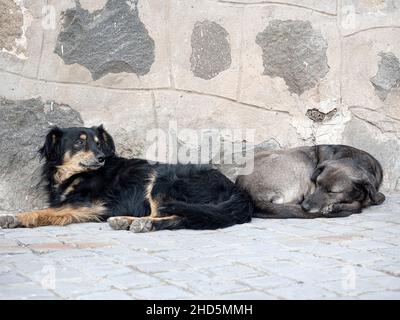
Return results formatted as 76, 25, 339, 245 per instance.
253, 202, 352, 219
157, 193, 253, 230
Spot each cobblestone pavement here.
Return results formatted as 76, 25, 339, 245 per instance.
1, 195, 399, 300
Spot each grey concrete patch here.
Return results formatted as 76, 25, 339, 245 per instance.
190, 20, 232, 80
0, 0, 23, 53
256, 19, 329, 95
55, 0, 155, 80
370, 52, 400, 101
0, 97, 83, 213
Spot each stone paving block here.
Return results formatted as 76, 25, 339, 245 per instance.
24, 265, 89, 285
0, 271, 30, 286
0, 282, 57, 300
155, 249, 216, 262
274, 251, 343, 269
238, 274, 296, 290
330, 250, 386, 266
250, 260, 308, 279
130, 285, 192, 299
369, 261, 400, 276
339, 239, 396, 250
76, 290, 132, 300
218, 290, 278, 300
187, 279, 247, 296
268, 283, 338, 299
357, 290, 400, 300
102, 272, 161, 290
134, 261, 190, 274
367, 276, 400, 291
158, 270, 213, 283
52, 279, 112, 299
321, 278, 384, 297
220, 253, 276, 266
209, 264, 262, 279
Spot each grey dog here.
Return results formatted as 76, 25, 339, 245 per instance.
236, 145, 385, 218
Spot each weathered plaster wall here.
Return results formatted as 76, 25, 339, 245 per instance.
0, 0, 399, 212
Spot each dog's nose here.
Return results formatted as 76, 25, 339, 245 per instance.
301, 202, 311, 212
96, 154, 105, 163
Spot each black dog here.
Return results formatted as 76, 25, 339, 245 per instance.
0, 126, 253, 232
236, 145, 385, 218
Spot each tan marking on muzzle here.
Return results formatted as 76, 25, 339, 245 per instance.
54, 151, 96, 184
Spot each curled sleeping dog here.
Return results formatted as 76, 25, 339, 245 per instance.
236, 145, 385, 218
0, 126, 253, 232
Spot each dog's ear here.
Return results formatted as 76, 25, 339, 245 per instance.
311, 164, 325, 182
363, 180, 385, 205
96, 124, 115, 157
39, 127, 63, 162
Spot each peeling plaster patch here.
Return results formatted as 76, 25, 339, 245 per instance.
306, 108, 337, 122
55, 0, 155, 80
313, 107, 352, 144
0, 0, 31, 59
291, 105, 351, 144
190, 20, 232, 80
370, 52, 400, 101
256, 20, 329, 95
79, 0, 107, 13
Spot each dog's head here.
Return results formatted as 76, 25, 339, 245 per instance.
301, 159, 385, 213
39, 125, 115, 183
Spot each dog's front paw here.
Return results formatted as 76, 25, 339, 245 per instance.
0, 214, 21, 229
108, 217, 132, 230
321, 204, 335, 216
129, 218, 153, 233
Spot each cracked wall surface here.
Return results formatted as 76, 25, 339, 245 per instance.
0, 0, 399, 211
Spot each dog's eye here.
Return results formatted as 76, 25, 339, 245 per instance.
75, 139, 85, 146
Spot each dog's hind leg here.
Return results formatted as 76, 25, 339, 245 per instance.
254, 202, 321, 219
0, 204, 105, 228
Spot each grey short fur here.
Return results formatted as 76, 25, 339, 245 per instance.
236, 145, 385, 218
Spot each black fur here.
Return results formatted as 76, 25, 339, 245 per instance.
39, 126, 253, 231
